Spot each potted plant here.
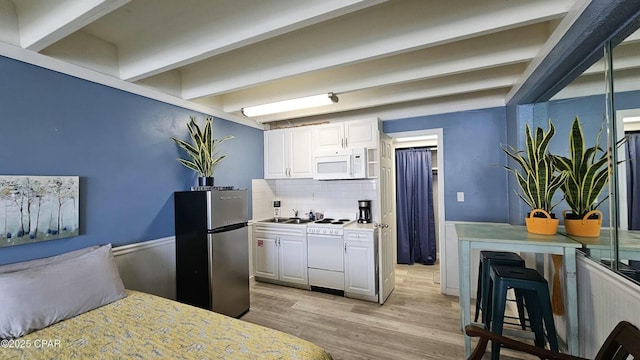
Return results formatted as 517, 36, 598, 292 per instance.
502, 119, 567, 235
171, 116, 234, 186
554, 116, 608, 237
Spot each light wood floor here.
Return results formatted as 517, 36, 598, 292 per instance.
241, 263, 537, 359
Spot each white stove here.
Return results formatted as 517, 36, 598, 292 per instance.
306, 212, 356, 291
306, 217, 355, 236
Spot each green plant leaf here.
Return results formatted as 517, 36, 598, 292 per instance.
501, 118, 564, 213
171, 116, 234, 177
555, 116, 609, 217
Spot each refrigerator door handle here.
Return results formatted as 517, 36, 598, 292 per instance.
209, 222, 248, 234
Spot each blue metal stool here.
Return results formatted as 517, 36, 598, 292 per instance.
475, 251, 526, 327
488, 265, 559, 360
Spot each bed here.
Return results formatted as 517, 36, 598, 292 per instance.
0, 245, 333, 360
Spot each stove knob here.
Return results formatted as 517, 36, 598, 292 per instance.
322, 229, 327, 234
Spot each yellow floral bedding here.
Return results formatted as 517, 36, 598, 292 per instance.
1, 290, 332, 360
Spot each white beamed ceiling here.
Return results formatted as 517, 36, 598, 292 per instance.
1, 0, 603, 127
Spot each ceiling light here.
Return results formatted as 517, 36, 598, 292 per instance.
241, 93, 338, 117
623, 116, 640, 123
395, 135, 438, 142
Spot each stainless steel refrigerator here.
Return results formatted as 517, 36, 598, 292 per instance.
174, 188, 249, 318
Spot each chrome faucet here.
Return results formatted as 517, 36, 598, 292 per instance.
292, 209, 299, 218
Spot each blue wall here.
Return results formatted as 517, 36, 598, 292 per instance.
0, 56, 263, 265
383, 107, 509, 222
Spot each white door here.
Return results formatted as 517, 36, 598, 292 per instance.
254, 233, 278, 280
344, 235, 375, 297
264, 129, 288, 179
289, 127, 313, 178
378, 134, 396, 304
313, 123, 345, 151
278, 235, 308, 284
344, 119, 378, 149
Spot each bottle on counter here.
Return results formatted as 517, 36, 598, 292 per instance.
308, 210, 315, 221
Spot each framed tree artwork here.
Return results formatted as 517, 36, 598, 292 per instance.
0, 176, 79, 247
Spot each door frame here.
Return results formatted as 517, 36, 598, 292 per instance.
387, 128, 446, 293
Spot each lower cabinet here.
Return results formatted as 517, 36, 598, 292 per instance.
254, 224, 308, 286
344, 228, 378, 299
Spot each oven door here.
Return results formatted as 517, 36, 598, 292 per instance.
307, 234, 344, 271
307, 233, 345, 290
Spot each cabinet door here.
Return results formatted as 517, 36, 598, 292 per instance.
313, 123, 345, 151
344, 233, 375, 297
289, 127, 313, 178
264, 129, 288, 179
279, 235, 308, 284
345, 119, 378, 149
254, 233, 279, 280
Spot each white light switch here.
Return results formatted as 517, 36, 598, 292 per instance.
457, 192, 464, 202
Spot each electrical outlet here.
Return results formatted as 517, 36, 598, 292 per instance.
457, 192, 464, 202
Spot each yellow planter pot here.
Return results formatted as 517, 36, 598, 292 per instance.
563, 209, 602, 237
525, 209, 559, 235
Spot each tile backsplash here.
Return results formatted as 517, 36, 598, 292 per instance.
251, 178, 378, 222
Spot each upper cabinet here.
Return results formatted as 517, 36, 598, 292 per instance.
264, 127, 313, 179
264, 118, 378, 179
314, 119, 379, 151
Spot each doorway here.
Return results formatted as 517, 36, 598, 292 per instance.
387, 129, 446, 292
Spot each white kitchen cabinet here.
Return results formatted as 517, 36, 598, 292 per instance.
344, 228, 378, 300
313, 122, 345, 151
264, 127, 313, 179
254, 232, 279, 280
253, 224, 308, 286
313, 119, 378, 151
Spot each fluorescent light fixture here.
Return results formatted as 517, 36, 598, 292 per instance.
241, 93, 338, 117
623, 116, 640, 123
395, 135, 438, 142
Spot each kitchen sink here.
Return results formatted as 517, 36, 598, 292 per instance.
258, 217, 311, 224
260, 217, 290, 223
286, 218, 312, 224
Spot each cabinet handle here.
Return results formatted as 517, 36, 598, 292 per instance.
341, 138, 345, 148
345, 138, 348, 148
344, 243, 347, 253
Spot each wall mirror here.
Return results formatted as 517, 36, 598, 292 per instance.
608, 27, 640, 284
525, 25, 640, 285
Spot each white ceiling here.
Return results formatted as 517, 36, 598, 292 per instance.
1, 0, 622, 129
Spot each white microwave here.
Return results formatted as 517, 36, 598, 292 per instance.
313, 148, 367, 180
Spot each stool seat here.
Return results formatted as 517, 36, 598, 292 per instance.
489, 265, 558, 360
475, 251, 526, 327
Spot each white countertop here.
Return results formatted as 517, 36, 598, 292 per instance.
345, 223, 376, 231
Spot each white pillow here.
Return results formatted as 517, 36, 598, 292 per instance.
0, 244, 127, 339
0, 245, 100, 274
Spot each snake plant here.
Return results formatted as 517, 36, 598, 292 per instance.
554, 116, 608, 218
502, 118, 567, 215
171, 116, 234, 177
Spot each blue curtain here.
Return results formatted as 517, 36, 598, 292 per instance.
627, 133, 640, 230
395, 148, 436, 265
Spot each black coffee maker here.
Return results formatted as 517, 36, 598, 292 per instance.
358, 200, 372, 223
